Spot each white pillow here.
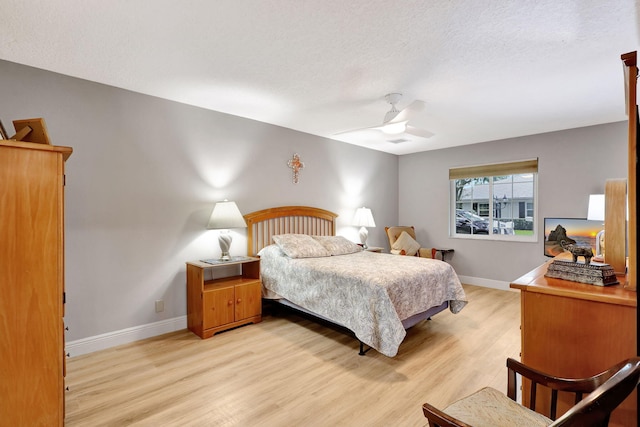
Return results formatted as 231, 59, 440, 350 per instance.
312, 235, 363, 256
257, 244, 285, 259
391, 231, 421, 256
272, 234, 331, 258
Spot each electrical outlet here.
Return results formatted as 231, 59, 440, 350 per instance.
155, 300, 164, 313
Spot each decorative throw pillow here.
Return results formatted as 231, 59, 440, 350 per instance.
257, 244, 285, 259
272, 234, 331, 258
312, 235, 363, 256
391, 231, 421, 256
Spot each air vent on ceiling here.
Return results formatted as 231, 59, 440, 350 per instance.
387, 138, 409, 144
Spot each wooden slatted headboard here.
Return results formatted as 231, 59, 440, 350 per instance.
244, 206, 338, 256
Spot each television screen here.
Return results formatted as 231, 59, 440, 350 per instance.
543, 217, 604, 257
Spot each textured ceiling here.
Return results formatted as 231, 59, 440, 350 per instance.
0, 0, 638, 155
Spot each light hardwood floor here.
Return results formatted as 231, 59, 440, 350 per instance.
65, 285, 520, 426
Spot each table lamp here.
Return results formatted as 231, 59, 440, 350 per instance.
587, 194, 605, 260
353, 207, 376, 249
207, 200, 247, 261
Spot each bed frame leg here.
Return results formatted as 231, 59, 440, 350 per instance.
358, 341, 371, 356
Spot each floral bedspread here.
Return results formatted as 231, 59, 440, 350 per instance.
258, 246, 467, 357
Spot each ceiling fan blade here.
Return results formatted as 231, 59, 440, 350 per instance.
389, 100, 427, 123
333, 125, 381, 136
405, 126, 434, 139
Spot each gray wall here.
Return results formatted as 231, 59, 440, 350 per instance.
399, 122, 628, 283
0, 60, 398, 341
0, 59, 629, 343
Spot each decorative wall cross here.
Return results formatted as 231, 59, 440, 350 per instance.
287, 153, 304, 184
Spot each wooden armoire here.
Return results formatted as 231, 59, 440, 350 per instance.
0, 139, 72, 426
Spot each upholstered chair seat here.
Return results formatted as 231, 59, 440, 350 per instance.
437, 386, 552, 427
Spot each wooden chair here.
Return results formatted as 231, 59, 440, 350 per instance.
422, 357, 640, 427
384, 226, 433, 257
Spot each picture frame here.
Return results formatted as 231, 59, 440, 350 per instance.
12, 118, 51, 145
543, 217, 604, 257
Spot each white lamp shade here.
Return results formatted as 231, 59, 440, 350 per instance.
207, 200, 247, 229
587, 194, 605, 221
352, 207, 376, 228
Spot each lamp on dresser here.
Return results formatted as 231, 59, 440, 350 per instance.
353, 207, 376, 249
587, 193, 605, 261
207, 200, 247, 261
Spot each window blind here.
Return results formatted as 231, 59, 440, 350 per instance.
449, 158, 538, 180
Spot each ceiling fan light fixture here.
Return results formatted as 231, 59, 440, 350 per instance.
333, 93, 434, 141
380, 120, 407, 135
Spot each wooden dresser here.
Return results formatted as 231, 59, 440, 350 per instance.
511, 256, 637, 427
0, 140, 72, 426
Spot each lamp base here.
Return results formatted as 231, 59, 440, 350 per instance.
359, 226, 369, 249
218, 232, 232, 261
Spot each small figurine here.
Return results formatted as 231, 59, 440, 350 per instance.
560, 240, 594, 265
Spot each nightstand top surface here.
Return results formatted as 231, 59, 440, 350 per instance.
187, 256, 259, 268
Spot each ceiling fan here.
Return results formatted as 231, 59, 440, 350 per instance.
335, 93, 434, 140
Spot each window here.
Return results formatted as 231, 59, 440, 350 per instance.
449, 159, 538, 241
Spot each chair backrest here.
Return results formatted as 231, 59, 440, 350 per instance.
551, 357, 640, 426
385, 226, 417, 248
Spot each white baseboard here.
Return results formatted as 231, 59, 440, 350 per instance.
457, 275, 514, 291
65, 316, 187, 357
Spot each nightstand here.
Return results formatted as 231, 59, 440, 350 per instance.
186, 256, 262, 339
365, 246, 384, 253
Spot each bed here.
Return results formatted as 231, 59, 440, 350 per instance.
244, 206, 467, 357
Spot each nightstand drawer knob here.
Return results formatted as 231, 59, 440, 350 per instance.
237, 298, 242, 304
227, 300, 233, 306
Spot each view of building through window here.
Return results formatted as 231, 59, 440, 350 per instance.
450, 160, 537, 241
